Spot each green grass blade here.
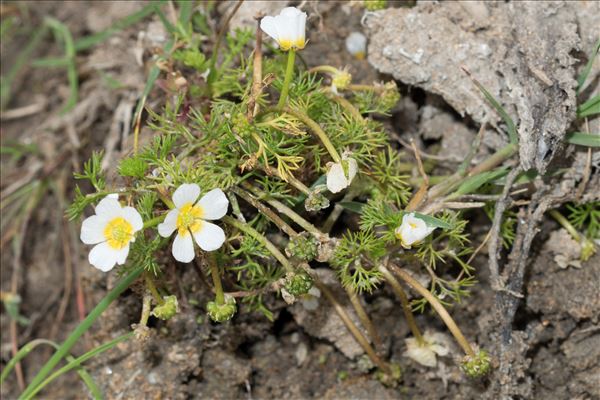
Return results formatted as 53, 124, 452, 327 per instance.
577, 94, 600, 118
31, 56, 70, 68
0, 26, 48, 110
463, 68, 517, 144
74, 2, 160, 51
132, 38, 175, 125
44, 17, 78, 113
409, 212, 453, 229
23, 333, 133, 400
448, 167, 509, 200
177, 0, 194, 26
565, 132, 600, 147
577, 37, 600, 95
20, 266, 143, 399
1, 339, 101, 399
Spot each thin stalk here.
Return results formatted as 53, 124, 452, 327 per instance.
277, 49, 296, 108
307, 65, 340, 75
231, 186, 297, 237
207, 0, 244, 87
282, 106, 342, 163
243, 183, 325, 239
548, 209, 581, 242
388, 264, 476, 357
314, 280, 391, 374
329, 94, 364, 122
223, 216, 294, 273
260, 165, 311, 195
144, 273, 164, 305
208, 253, 225, 305
143, 214, 165, 229
344, 286, 383, 350
139, 294, 152, 326
347, 84, 385, 93
22, 333, 134, 400
248, 18, 263, 120
378, 265, 424, 344
21, 266, 144, 398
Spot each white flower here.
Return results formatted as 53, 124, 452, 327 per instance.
326, 153, 358, 193
301, 287, 321, 311
404, 331, 452, 367
395, 212, 436, 248
260, 7, 307, 51
345, 32, 367, 59
80, 196, 143, 272
157, 184, 229, 263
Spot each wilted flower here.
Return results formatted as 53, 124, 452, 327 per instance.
395, 213, 436, 248
326, 153, 358, 193
80, 195, 143, 272
260, 7, 307, 51
404, 331, 452, 367
301, 287, 321, 311
331, 68, 352, 93
158, 183, 229, 263
345, 32, 367, 60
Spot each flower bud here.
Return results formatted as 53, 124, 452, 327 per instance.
345, 32, 367, 60
286, 232, 319, 261
332, 69, 352, 92
461, 349, 492, 378
206, 294, 237, 323
305, 190, 330, 212
283, 271, 314, 296
151, 295, 180, 320
379, 81, 400, 111
580, 237, 596, 262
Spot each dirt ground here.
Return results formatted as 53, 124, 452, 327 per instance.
1, 1, 599, 399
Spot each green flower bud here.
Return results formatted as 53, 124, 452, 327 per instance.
580, 238, 596, 262
151, 295, 180, 320
305, 190, 330, 212
364, 0, 387, 11
231, 112, 252, 137
206, 295, 237, 323
332, 70, 352, 91
375, 363, 402, 387
285, 233, 319, 261
379, 81, 400, 111
461, 350, 492, 378
284, 271, 314, 296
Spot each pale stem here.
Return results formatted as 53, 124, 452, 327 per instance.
388, 264, 476, 357
344, 285, 384, 350
378, 264, 424, 344
208, 253, 225, 305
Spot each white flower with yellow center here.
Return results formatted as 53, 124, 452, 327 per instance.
404, 331, 452, 367
345, 32, 367, 60
395, 212, 436, 248
80, 196, 143, 272
326, 153, 358, 193
260, 7, 307, 51
158, 184, 229, 263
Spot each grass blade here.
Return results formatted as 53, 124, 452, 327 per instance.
20, 265, 143, 399
577, 94, 600, 118
565, 132, 600, 147
462, 67, 518, 144
74, 2, 160, 51
577, 37, 600, 95
448, 167, 509, 200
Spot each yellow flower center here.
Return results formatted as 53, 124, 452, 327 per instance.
278, 38, 305, 51
103, 217, 134, 249
176, 202, 204, 236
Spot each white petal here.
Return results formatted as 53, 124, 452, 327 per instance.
80, 215, 107, 244
114, 244, 130, 265
346, 157, 358, 183
294, 11, 307, 44
95, 197, 122, 219
121, 206, 143, 231
405, 346, 437, 367
280, 7, 304, 18
196, 188, 229, 220
158, 209, 179, 237
172, 183, 200, 209
172, 232, 195, 262
193, 221, 225, 251
88, 242, 120, 272
326, 162, 348, 193
260, 16, 280, 42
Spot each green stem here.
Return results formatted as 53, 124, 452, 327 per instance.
223, 216, 294, 273
208, 253, 225, 305
282, 106, 342, 163
277, 49, 296, 109
139, 294, 152, 326
20, 266, 143, 398
143, 214, 165, 229
22, 333, 134, 400
378, 265, 424, 344
144, 273, 165, 305
549, 209, 581, 242
307, 65, 340, 75
388, 264, 476, 357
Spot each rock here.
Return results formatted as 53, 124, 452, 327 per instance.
323, 378, 398, 400
365, 1, 583, 173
